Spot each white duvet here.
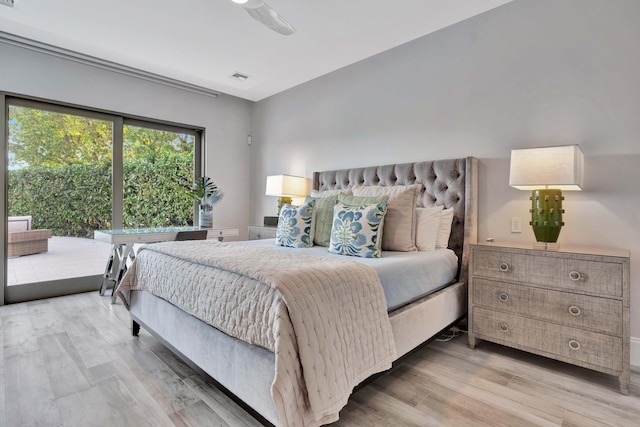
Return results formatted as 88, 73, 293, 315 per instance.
117, 240, 396, 426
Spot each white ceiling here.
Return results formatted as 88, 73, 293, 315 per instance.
0, 0, 513, 101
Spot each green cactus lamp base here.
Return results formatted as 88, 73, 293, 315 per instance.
530, 189, 565, 249
277, 196, 292, 215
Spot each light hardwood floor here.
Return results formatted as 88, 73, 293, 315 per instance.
1, 292, 638, 427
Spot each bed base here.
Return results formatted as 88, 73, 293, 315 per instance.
129, 279, 467, 426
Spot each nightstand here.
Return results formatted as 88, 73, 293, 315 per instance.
248, 225, 277, 240
468, 242, 630, 394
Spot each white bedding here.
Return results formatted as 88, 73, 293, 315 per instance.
236, 239, 459, 311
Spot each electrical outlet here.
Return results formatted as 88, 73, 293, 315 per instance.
511, 217, 522, 233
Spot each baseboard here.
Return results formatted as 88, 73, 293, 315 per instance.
631, 336, 640, 368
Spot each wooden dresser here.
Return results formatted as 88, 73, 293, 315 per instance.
468, 242, 630, 394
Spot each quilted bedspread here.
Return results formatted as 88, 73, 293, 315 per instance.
117, 240, 396, 426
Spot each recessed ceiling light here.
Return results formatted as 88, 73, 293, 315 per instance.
230, 72, 250, 81
231, 0, 249, 4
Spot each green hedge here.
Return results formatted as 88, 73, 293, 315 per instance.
9, 152, 195, 237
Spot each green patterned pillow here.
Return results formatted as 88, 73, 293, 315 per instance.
339, 193, 389, 207
275, 199, 316, 248
329, 201, 388, 258
305, 195, 339, 247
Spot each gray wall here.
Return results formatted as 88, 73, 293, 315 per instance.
250, 0, 640, 359
0, 41, 253, 239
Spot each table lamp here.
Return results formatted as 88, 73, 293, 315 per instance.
509, 145, 584, 248
265, 174, 308, 216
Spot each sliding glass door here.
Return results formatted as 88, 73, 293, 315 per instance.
6, 100, 114, 301
3, 96, 202, 303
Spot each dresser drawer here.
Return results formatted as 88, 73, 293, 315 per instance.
471, 248, 523, 281
473, 278, 623, 335
472, 248, 623, 297
525, 256, 623, 297
472, 307, 623, 372
248, 226, 277, 240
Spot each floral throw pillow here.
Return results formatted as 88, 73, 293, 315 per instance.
329, 201, 388, 258
275, 200, 316, 248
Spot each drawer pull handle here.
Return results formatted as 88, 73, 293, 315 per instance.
498, 292, 509, 302
569, 305, 581, 316
569, 271, 582, 281
569, 340, 581, 351
499, 323, 509, 333
499, 263, 510, 272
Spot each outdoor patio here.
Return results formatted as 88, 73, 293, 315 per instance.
7, 236, 113, 286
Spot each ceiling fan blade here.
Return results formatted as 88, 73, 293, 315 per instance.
242, 1, 296, 36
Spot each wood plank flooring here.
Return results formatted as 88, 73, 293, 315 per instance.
1, 292, 638, 427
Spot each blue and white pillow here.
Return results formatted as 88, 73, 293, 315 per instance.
329, 201, 387, 258
275, 200, 316, 248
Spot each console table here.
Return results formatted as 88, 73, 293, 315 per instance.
95, 226, 239, 302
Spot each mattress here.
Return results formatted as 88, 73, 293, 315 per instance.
234, 239, 458, 311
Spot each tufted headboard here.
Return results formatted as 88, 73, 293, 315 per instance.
313, 157, 478, 282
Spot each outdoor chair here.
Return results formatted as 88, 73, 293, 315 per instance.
8, 215, 52, 257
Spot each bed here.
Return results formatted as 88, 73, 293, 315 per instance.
117, 157, 478, 427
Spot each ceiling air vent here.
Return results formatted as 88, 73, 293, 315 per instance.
230, 72, 249, 81
0, 0, 14, 7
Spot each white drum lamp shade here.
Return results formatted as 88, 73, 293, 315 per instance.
509, 145, 584, 191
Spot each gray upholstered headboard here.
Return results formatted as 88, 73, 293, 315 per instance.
313, 157, 478, 282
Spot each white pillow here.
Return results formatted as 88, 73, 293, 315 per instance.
352, 184, 421, 252
415, 206, 444, 251
436, 207, 454, 249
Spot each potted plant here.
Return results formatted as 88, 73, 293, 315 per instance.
187, 176, 224, 228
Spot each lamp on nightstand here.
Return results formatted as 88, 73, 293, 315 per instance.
265, 174, 308, 218
509, 145, 584, 249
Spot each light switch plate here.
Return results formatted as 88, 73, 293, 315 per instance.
511, 217, 522, 233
